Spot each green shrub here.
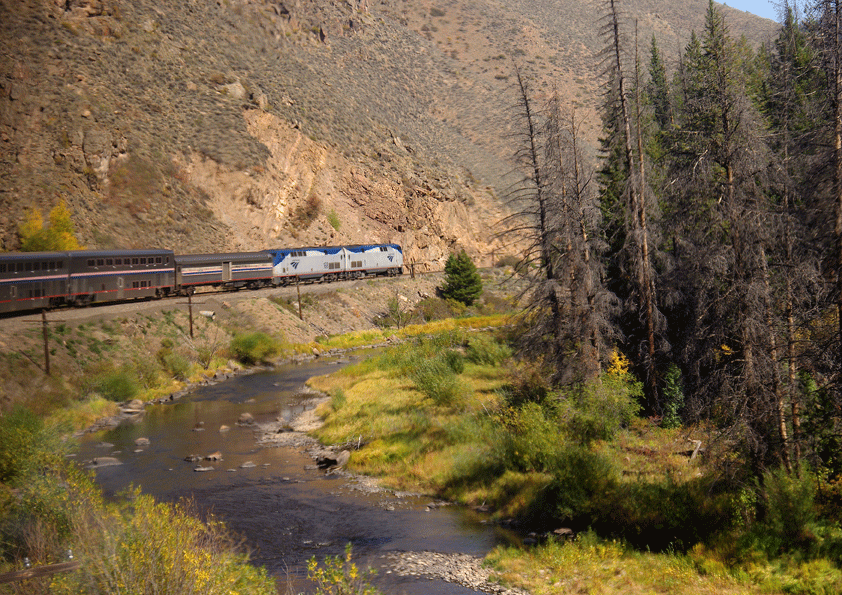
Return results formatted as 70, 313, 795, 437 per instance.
415, 296, 456, 322
327, 209, 341, 231
135, 356, 161, 388
307, 543, 379, 595
0, 407, 64, 485
527, 444, 618, 527
660, 364, 684, 429
501, 365, 553, 408
560, 362, 642, 445
162, 351, 191, 381
0, 409, 76, 561
465, 334, 512, 365
229, 332, 280, 365
753, 467, 820, 555
86, 368, 139, 402
491, 402, 564, 473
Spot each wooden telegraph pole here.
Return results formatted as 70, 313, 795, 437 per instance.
177, 293, 206, 339
42, 310, 51, 376
22, 311, 65, 376
296, 276, 303, 320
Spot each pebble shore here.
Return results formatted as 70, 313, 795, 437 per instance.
382, 551, 530, 594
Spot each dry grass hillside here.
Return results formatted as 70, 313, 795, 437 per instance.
0, 0, 776, 268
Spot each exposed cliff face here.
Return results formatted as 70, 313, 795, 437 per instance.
175, 110, 505, 269
0, 0, 775, 267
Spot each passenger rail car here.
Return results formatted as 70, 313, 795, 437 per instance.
0, 252, 71, 313
69, 250, 175, 306
174, 252, 274, 294
0, 249, 175, 314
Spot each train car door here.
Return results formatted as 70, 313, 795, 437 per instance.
222, 261, 232, 282
117, 276, 125, 299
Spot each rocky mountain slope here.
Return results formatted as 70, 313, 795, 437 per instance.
0, 0, 776, 269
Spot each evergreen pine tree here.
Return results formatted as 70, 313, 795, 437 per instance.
440, 250, 483, 306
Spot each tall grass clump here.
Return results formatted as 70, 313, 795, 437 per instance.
229, 332, 280, 365
59, 491, 275, 595
375, 333, 468, 405
465, 333, 512, 365
409, 352, 465, 405
0, 412, 275, 594
0, 407, 77, 563
83, 366, 139, 402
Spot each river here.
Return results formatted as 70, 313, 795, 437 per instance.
75, 354, 513, 594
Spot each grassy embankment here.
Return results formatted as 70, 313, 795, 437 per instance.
307, 328, 842, 595
0, 306, 307, 593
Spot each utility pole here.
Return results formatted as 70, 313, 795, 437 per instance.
177, 293, 206, 338
296, 276, 303, 320
42, 310, 50, 376
23, 311, 64, 376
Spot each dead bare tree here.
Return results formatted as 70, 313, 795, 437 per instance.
599, 0, 664, 409
501, 68, 616, 383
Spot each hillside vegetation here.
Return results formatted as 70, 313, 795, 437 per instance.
0, 0, 774, 268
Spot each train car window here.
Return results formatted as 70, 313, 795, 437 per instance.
380, 247, 387, 251
96, 259, 104, 266
25, 263, 32, 271
140, 258, 147, 265
17, 263, 23, 272
56, 261, 62, 269
132, 258, 138, 265
156, 257, 162, 264
106, 259, 113, 265
0, 264, 5, 273
33, 262, 40, 271
87, 259, 94, 267
115, 258, 121, 265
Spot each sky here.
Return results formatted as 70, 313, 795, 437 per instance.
721, 0, 779, 21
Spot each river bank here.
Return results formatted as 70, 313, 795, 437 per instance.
73, 351, 528, 595
255, 390, 529, 595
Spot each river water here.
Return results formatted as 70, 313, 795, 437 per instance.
75, 355, 512, 594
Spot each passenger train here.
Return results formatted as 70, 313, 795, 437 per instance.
0, 243, 403, 315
